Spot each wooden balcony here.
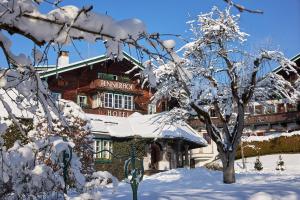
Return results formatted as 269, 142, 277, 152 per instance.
245, 111, 300, 126
189, 111, 300, 129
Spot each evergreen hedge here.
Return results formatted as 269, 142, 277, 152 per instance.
236, 135, 300, 159
94, 138, 151, 180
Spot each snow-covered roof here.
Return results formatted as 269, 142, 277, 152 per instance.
273, 53, 300, 74
88, 112, 207, 147
39, 52, 143, 78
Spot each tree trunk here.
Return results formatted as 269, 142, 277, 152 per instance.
221, 151, 236, 184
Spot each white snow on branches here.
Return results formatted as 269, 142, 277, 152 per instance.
141, 7, 300, 153
0, 1, 146, 59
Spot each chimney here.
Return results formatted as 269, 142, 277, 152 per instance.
58, 51, 69, 67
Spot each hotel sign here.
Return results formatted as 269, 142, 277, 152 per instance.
99, 80, 134, 91
107, 109, 131, 117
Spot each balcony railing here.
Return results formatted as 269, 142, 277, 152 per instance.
189, 111, 300, 129
245, 111, 300, 125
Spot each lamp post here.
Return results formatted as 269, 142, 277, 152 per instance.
124, 145, 144, 200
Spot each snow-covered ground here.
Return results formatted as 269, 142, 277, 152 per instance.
101, 154, 300, 200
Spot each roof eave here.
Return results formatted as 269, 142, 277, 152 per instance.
39, 52, 143, 78
273, 52, 300, 74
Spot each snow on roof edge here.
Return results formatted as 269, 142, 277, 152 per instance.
87, 113, 207, 146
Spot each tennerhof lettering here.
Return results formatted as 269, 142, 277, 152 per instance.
100, 80, 134, 91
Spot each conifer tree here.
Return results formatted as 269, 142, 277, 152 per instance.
254, 157, 263, 171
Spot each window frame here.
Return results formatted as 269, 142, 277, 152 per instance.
51, 92, 61, 101
104, 93, 113, 108
123, 95, 133, 110
77, 95, 87, 108
94, 139, 113, 160
114, 93, 123, 109
148, 103, 156, 114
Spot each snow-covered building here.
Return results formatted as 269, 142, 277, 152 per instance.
38, 51, 206, 177
88, 112, 206, 176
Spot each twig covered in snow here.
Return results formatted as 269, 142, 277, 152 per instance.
141, 7, 299, 184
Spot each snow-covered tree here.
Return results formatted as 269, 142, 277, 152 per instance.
276, 155, 285, 171
142, 7, 300, 183
254, 156, 263, 171
0, 0, 169, 198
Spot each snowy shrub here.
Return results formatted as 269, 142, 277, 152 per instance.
204, 159, 223, 171
276, 155, 285, 171
65, 171, 118, 200
254, 157, 263, 171
0, 100, 96, 199
0, 140, 65, 199
85, 171, 119, 192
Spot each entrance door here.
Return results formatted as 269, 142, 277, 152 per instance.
150, 143, 161, 170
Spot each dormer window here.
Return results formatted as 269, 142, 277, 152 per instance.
112, 75, 118, 81
98, 73, 118, 81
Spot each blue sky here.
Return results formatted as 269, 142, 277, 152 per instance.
3, 0, 300, 66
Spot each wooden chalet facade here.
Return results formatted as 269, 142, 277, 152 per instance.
40, 51, 168, 117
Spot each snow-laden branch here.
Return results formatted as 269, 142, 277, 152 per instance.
140, 6, 299, 183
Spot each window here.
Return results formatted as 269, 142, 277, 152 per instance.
161, 101, 167, 111
246, 105, 255, 115
254, 105, 263, 115
51, 92, 61, 101
98, 73, 118, 81
210, 109, 217, 117
77, 95, 87, 108
112, 75, 118, 81
114, 94, 123, 109
277, 104, 285, 113
94, 139, 113, 160
265, 104, 276, 114
148, 103, 156, 114
92, 94, 102, 108
124, 95, 133, 110
104, 93, 113, 108
99, 92, 134, 110
287, 103, 297, 112
98, 73, 105, 79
